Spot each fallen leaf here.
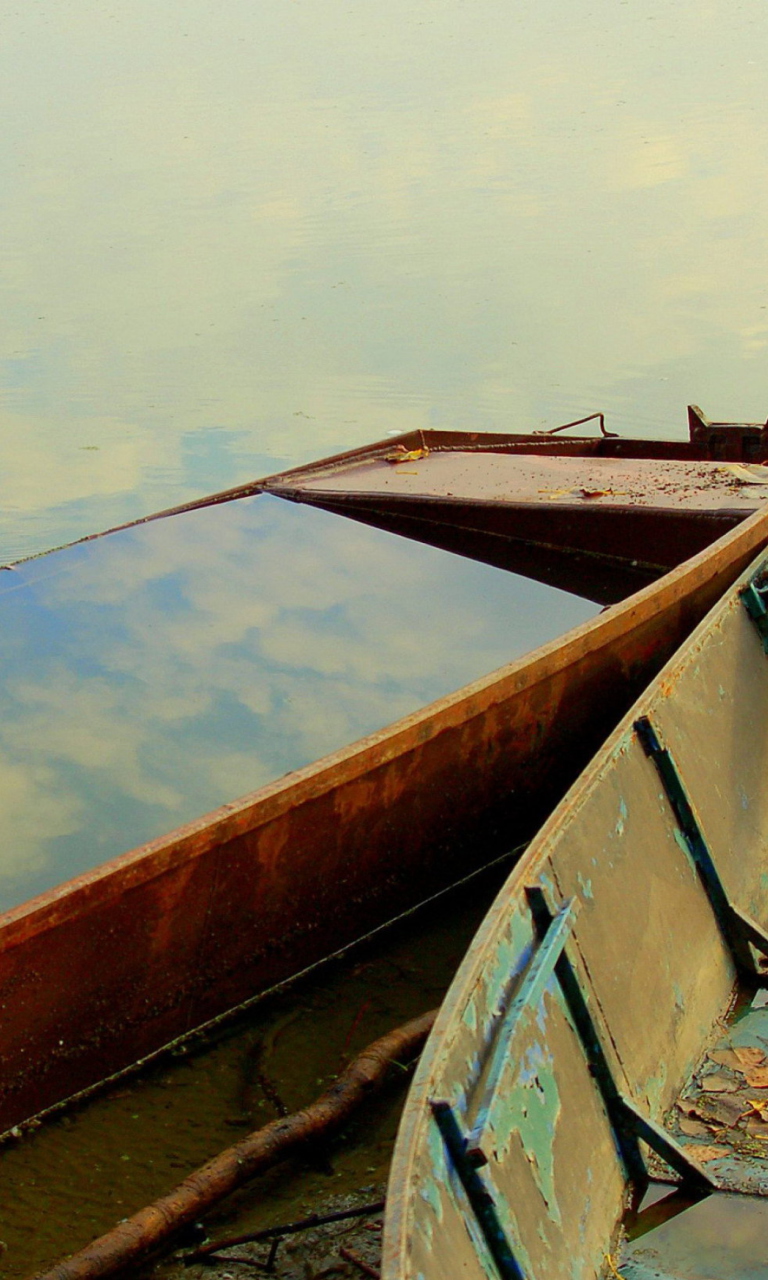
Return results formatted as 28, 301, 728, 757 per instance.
604, 1253, 627, 1280
718, 464, 768, 486
709, 1049, 745, 1072
677, 1101, 708, 1120
735, 1047, 767, 1070
678, 1116, 715, 1138
745, 1115, 768, 1139
701, 1094, 750, 1128
384, 447, 429, 464
682, 1143, 729, 1163
743, 1066, 768, 1090
700, 1072, 742, 1093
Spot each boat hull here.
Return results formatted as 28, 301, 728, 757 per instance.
263, 425, 768, 603
382, 510, 768, 1280
2, 504, 768, 1135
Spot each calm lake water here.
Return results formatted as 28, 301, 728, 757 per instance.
3, 0, 768, 563
3, 0, 765, 897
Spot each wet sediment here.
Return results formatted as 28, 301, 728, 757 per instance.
0, 871, 502, 1278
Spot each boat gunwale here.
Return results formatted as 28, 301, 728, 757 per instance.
11, 424, 684, 572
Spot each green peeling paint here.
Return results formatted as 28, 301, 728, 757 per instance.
489, 1006, 564, 1228
615, 798, 628, 839
576, 871, 594, 901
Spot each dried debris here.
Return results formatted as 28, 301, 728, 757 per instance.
670, 1032, 768, 1163
170, 1187, 386, 1280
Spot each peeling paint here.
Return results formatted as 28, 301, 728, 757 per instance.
462, 996, 478, 1033
576, 871, 594, 901
672, 827, 690, 859
615, 798, 628, 839
492, 1022, 564, 1227
462, 1206, 501, 1280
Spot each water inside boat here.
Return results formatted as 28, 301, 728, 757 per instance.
0, 492, 596, 912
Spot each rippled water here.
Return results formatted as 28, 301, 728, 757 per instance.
3, 0, 768, 561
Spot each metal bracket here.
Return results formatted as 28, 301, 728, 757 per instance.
535, 411, 618, 438
741, 574, 768, 654
635, 715, 768, 980
525, 887, 716, 1195
613, 1095, 718, 1190
430, 1100, 525, 1280
431, 884, 715, 1277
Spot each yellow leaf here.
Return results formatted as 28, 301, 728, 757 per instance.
743, 1065, 768, 1089
384, 446, 429, 464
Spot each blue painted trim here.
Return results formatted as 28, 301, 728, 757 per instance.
529, 887, 714, 1192
430, 1100, 526, 1280
466, 897, 578, 1164
525, 885, 650, 1190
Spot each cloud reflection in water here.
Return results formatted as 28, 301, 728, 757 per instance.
0, 494, 597, 910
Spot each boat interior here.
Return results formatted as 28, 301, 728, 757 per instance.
382, 542, 768, 1280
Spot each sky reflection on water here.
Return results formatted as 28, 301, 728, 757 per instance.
0, 495, 596, 911
2, 0, 768, 558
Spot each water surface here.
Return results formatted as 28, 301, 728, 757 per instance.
0, 494, 595, 910
2, 0, 768, 559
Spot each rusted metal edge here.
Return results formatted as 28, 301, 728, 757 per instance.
0, 431, 425, 569
1, 427, 673, 572
0, 850, 521, 1143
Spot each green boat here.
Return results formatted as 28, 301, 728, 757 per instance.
383, 530, 768, 1280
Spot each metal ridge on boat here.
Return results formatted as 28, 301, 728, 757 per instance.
382, 519, 768, 1280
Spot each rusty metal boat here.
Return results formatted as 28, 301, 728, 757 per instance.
3, 408, 768, 1141
262, 406, 768, 603
382, 531, 768, 1280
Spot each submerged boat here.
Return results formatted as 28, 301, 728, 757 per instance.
382, 528, 768, 1279
2, 409, 768, 1140
262, 407, 768, 602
